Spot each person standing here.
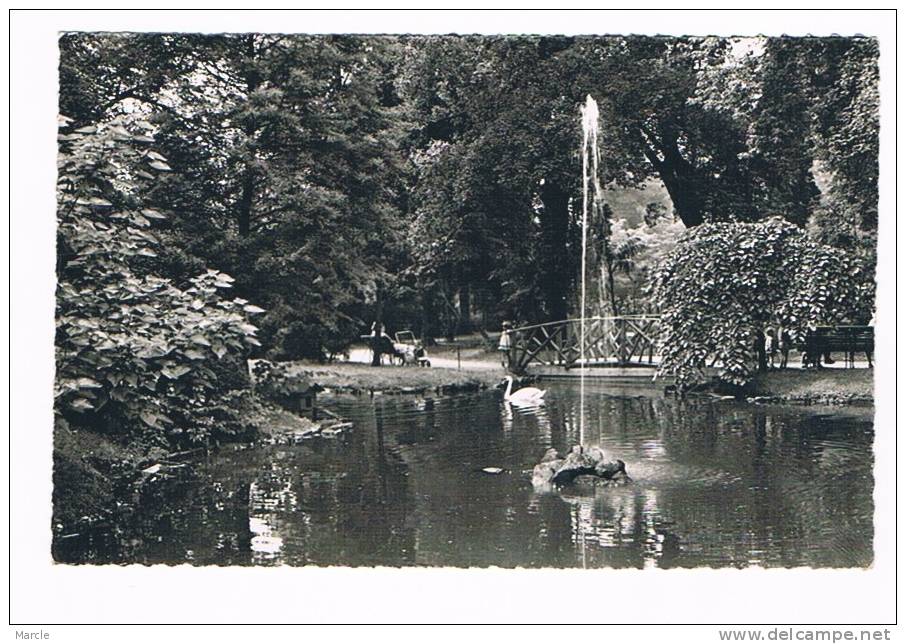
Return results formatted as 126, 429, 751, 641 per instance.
764, 326, 777, 370
370, 321, 388, 366
777, 324, 791, 369
498, 321, 513, 369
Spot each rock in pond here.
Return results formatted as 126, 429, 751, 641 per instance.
532, 445, 631, 489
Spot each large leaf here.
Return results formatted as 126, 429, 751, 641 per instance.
161, 364, 192, 379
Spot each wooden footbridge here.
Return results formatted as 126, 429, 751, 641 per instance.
506, 316, 874, 380
507, 316, 663, 379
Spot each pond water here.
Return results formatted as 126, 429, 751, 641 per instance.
55, 383, 874, 568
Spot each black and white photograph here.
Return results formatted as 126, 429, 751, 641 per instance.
8, 6, 898, 631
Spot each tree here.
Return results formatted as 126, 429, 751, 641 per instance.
650, 218, 864, 387
401, 36, 587, 324
59, 33, 879, 346
601, 212, 685, 314
242, 35, 409, 358
58, 33, 197, 128
748, 38, 822, 227
60, 33, 411, 360
575, 36, 876, 234
587, 37, 762, 227
808, 37, 880, 234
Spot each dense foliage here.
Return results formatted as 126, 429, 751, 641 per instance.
58, 33, 880, 355
650, 219, 867, 387
56, 116, 265, 447
400, 35, 880, 321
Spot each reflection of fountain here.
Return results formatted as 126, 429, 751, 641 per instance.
248, 515, 283, 560
248, 466, 299, 564
564, 487, 635, 554
555, 485, 680, 568
641, 489, 666, 569
501, 401, 514, 433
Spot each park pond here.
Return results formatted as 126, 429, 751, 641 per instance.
55, 382, 874, 568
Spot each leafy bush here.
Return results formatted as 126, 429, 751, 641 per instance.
55, 116, 266, 447
650, 218, 869, 387
249, 360, 319, 404
257, 302, 359, 363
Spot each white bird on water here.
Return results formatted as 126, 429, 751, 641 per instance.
502, 376, 547, 405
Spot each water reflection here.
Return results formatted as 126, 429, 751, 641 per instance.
248, 468, 298, 563
55, 384, 874, 568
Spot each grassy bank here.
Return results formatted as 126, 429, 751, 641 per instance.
283, 361, 506, 394
745, 368, 874, 405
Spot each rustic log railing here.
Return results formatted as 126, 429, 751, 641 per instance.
506, 318, 875, 375
507, 316, 661, 374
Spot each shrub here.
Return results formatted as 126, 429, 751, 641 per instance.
649, 217, 868, 387
55, 116, 266, 448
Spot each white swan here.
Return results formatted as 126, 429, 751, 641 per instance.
503, 376, 547, 405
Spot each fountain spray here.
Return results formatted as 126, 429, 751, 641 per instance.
579, 95, 601, 446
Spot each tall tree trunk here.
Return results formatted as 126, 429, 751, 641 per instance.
237, 171, 253, 237
442, 280, 457, 341
642, 133, 705, 227
593, 201, 619, 317
238, 35, 261, 238
602, 256, 619, 316
458, 284, 471, 334
371, 287, 384, 366
420, 286, 435, 344
607, 267, 618, 316
539, 179, 572, 321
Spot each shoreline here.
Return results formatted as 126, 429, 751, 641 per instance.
742, 368, 874, 406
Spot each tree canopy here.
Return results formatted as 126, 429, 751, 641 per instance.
58, 32, 880, 356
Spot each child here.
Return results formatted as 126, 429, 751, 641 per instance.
498, 321, 513, 369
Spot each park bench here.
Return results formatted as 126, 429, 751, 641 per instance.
803, 326, 874, 368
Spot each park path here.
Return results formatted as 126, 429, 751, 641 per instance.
346, 346, 503, 372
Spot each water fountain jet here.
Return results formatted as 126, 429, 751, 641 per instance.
579, 95, 598, 445
531, 96, 632, 491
